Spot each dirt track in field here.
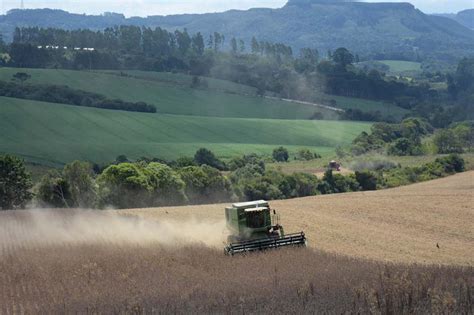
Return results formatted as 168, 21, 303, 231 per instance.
123, 171, 474, 266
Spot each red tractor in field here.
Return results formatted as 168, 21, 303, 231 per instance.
329, 160, 341, 171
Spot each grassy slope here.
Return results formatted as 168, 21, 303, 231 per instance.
101, 70, 409, 119
0, 97, 370, 165
0, 68, 410, 119
0, 68, 340, 120
379, 60, 422, 73
99, 70, 259, 96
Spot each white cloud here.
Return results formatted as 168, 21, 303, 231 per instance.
2, 0, 472, 16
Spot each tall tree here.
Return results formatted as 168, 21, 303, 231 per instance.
0, 155, 33, 210
239, 39, 245, 53
251, 37, 259, 54
332, 47, 354, 67
62, 161, 97, 208
213, 32, 222, 52
175, 29, 192, 56
191, 32, 205, 56
231, 37, 238, 55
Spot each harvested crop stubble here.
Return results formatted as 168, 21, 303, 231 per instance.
125, 171, 474, 266
0, 173, 472, 313
0, 245, 472, 314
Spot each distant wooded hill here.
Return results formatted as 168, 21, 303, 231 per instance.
1, 1, 473, 61
435, 9, 474, 30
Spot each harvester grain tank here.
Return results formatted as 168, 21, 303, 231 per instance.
224, 200, 306, 255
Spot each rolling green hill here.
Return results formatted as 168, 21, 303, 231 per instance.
100, 70, 259, 96
0, 68, 339, 120
0, 97, 370, 166
0, 68, 408, 119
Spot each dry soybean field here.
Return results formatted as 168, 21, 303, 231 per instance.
0, 172, 472, 313
126, 171, 474, 266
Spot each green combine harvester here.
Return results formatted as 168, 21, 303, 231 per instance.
224, 200, 307, 255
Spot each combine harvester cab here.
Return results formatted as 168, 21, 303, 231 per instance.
224, 200, 306, 255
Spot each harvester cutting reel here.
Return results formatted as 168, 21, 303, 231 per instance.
225, 231, 307, 255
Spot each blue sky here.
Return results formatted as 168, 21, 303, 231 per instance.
3, 0, 473, 16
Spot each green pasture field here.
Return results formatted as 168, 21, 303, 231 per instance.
379, 60, 422, 73
0, 67, 339, 120
99, 70, 259, 96
106, 69, 409, 119
0, 97, 371, 166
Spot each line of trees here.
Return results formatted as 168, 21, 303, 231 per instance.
0, 74, 157, 113
0, 148, 466, 210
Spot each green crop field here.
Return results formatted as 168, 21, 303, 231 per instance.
379, 60, 422, 74
0, 97, 370, 166
103, 70, 408, 119
99, 70, 259, 96
0, 68, 340, 120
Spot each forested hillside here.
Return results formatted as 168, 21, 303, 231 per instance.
1, 0, 473, 61
437, 9, 474, 30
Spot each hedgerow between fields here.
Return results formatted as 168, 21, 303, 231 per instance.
0, 149, 466, 210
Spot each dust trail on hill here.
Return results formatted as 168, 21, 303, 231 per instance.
0, 210, 226, 252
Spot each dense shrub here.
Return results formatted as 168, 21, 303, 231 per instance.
36, 171, 72, 208
144, 163, 187, 206
318, 169, 359, 194
450, 121, 474, 148
286, 172, 320, 197
228, 153, 265, 172
175, 157, 196, 168
387, 137, 423, 156
355, 171, 379, 191
435, 154, 465, 173
62, 161, 96, 208
351, 131, 385, 155
194, 148, 226, 170
273, 146, 289, 162
384, 154, 465, 187
97, 163, 152, 209
350, 158, 398, 172
433, 129, 464, 154
296, 149, 322, 161
178, 165, 233, 204
243, 181, 281, 200
352, 118, 433, 156
230, 165, 321, 201
97, 162, 187, 209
